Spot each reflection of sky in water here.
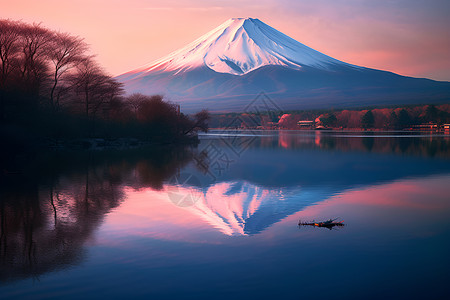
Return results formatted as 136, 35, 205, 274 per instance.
1, 133, 450, 299
101, 182, 332, 238
87, 174, 450, 299
99, 174, 450, 242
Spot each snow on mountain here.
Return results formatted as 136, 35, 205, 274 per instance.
167, 181, 332, 236
130, 18, 351, 76
118, 18, 450, 112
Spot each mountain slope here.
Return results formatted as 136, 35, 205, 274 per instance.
172, 181, 333, 236
118, 18, 450, 112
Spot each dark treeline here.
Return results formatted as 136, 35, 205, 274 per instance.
209, 104, 450, 130
315, 105, 450, 130
0, 19, 209, 152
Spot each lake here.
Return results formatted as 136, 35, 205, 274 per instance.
1, 130, 450, 299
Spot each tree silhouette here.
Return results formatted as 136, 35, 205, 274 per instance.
183, 109, 210, 135
71, 58, 121, 119
0, 18, 208, 144
361, 110, 374, 129
0, 20, 22, 119
18, 23, 52, 100
424, 105, 441, 124
126, 93, 147, 118
388, 111, 399, 129
48, 32, 87, 110
319, 113, 337, 128
397, 109, 412, 129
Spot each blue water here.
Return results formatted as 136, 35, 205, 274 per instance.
1, 131, 450, 299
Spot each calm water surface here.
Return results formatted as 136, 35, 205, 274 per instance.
1, 131, 450, 299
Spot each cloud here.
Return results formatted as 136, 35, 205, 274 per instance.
185, 6, 224, 11
144, 6, 224, 12
144, 7, 173, 11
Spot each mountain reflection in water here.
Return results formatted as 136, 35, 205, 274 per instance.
1, 131, 450, 289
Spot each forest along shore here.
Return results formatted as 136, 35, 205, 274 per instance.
208, 104, 450, 132
0, 19, 210, 154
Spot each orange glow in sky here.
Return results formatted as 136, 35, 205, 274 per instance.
3, 0, 449, 81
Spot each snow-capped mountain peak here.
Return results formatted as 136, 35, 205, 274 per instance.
117, 18, 450, 112
134, 17, 348, 76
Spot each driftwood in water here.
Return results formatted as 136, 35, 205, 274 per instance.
298, 218, 345, 230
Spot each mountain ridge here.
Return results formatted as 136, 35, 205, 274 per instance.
123, 17, 357, 77
117, 18, 450, 112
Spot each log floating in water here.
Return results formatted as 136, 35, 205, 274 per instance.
298, 218, 345, 230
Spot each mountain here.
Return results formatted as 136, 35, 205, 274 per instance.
117, 18, 450, 112
160, 130, 450, 237
169, 181, 333, 236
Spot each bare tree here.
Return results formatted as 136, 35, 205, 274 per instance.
183, 109, 210, 135
0, 19, 21, 120
48, 32, 88, 110
71, 58, 102, 117
91, 77, 124, 120
126, 93, 147, 118
1, 19, 209, 142
0, 19, 21, 88
17, 22, 52, 99
71, 58, 123, 119
137, 95, 177, 124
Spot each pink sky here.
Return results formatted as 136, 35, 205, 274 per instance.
96, 175, 450, 244
3, 0, 450, 81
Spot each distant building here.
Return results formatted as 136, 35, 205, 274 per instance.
297, 120, 315, 129
411, 123, 438, 131
266, 121, 278, 129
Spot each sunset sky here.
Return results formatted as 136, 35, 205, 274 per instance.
2, 0, 450, 81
